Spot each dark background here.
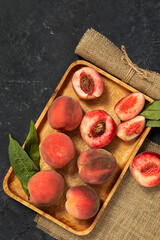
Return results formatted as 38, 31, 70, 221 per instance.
0, 0, 160, 239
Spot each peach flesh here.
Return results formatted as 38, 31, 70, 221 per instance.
28, 170, 64, 206
130, 152, 160, 187
48, 96, 83, 131
114, 92, 145, 121
65, 185, 100, 219
78, 149, 117, 184
116, 115, 145, 142
80, 110, 116, 148
72, 67, 103, 99
40, 132, 75, 168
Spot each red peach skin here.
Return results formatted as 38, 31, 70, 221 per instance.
130, 152, 160, 187
72, 67, 103, 99
28, 170, 64, 206
78, 149, 117, 184
65, 185, 100, 219
41, 132, 75, 168
48, 96, 83, 131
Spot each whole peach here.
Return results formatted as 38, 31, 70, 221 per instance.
65, 185, 100, 219
28, 170, 64, 206
78, 149, 117, 184
48, 96, 83, 131
40, 132, 75, 168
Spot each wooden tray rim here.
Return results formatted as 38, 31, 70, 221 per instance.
3, 60, 153, 236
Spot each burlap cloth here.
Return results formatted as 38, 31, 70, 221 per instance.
75, 28, 160, 100
35, 28, 160, 239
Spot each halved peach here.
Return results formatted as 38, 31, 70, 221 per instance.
80, 110, 116, 148
72, 67, 103, 99
116, 115, 145, 141
130, 151, 160, 187
114, 92, 145, 121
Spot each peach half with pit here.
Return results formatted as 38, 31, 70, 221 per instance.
48, 96, 83, 131
72, 67, 103, 99
80, 110, 116, 148
116, 115, 145, 142
114, 92, 145, 121
65, 185, 100, 219
40, 132, 75, 169
130, 151, 160, 187
78, 149, 117, 184
28, 170, 64, 206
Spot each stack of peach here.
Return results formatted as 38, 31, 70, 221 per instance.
28, 67, 160, 220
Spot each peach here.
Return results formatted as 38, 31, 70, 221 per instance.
78, 149, 117, 184
40, 132, 75, 168
48, 96, 83, 131
114, 92, 145, 121
72, 67, 103, 99
116, 115, 145, 141
130, 152, 160, 187
80, 110, 116, 148
65, 185, 100, 219
28, 170, 64, 206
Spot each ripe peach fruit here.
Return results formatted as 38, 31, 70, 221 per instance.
80, 110, 116, 148
48, 96, 83, 131
130, 152, 160, 187
116, 115, 145, 141
72, 67, 103, 99
114, 92, 145, 121
41, 132, 75, 168
78, 149, 117, 184
28, 170, 64, 206
65, 185, 100, 219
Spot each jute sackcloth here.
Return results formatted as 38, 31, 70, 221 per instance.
75, 28, 160, 100
34, 29, 160, 239
35, 139, 160, 240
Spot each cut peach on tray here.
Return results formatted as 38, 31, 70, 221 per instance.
48, 96, 83, 131
28, 170, 64, 206
116, 115, 145, 141
65, 185, 100, 219
72, 67, 103, 99
40, 132, 75, 168
130, 152, 160, 187
78, 149, 117, 184
114, 92, 145, 121
80, 110, 116, 148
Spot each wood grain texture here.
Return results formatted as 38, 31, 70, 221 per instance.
3, 60, 153, 235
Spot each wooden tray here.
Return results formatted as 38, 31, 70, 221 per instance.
3, 60, 153, 236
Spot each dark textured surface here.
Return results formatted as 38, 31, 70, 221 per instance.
0, 0, 160, 239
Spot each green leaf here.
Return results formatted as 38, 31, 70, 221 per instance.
140, 100, 160, 120
146, 120, 160, 127
142, 101, 160, 111
8, 134, 39, 196
140, 110, 160, 120
24, 120, 40, 169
